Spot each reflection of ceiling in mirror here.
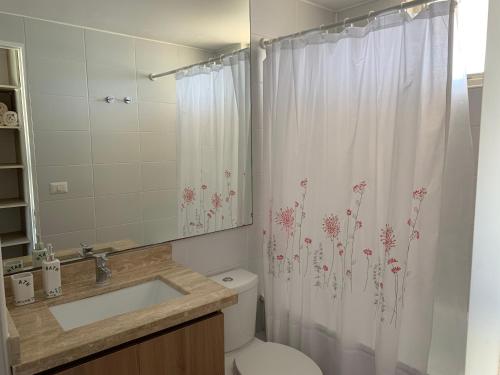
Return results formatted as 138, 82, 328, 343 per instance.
0, 0, 250, 50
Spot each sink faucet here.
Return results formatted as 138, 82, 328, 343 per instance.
94, 254, 112, 284
80, 242, 94, 257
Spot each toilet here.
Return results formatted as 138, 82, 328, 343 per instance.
210, 269, 322, 375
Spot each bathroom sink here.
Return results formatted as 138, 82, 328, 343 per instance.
49, 279, 184, 331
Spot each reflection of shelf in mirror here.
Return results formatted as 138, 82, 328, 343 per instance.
1, 232, 30, 247
0, 84, 20, 91
0, 199, 27, 209
0, 163, 24, 169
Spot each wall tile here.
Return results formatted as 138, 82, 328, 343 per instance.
140, 132, 176, 161
143, 217, 177, 244
27, 57, 87, 96
95, 193, 142, 227
84, 30, 135, 67
39, 197, 95, 236
36, 165, 94, 202
91, 132, 141, 164
138, 101, 176, 133
25, 19, 85, 62
178, 46, 213, 67
141, 162, 177, 191
141, 189, 177, 221
297, 1, 335, 31
0, 13, 25, 44
172, 226, 249, 275
34, 131, 91, 166
87, 63, 137, 100
96, 222, 144, 247
30, 94, 90, 131
42, 229, 97, 252
137, 74, 176, 103
89, 99, 139, 132
93, 163, 141, 196
135, 40, 179, 72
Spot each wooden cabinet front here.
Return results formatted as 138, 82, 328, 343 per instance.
49, 312, 224, 375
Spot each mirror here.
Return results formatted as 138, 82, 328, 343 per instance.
0, 0, 251, 274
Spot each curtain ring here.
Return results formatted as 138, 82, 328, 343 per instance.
367, 11, 375, 25
343, 18, 349, 30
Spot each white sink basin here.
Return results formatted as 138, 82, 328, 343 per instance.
49, 279, 184, 331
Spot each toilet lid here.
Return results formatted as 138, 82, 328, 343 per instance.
234, 342, 322, 375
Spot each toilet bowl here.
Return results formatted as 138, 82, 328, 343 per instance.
210, 269, 322, 375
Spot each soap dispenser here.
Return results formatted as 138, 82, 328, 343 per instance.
32, 235, 48, 268
42, 244, 62, 298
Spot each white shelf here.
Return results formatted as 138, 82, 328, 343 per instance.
0, 126, 20, 130
0, 232, 30, 248
0, 199, 27, 209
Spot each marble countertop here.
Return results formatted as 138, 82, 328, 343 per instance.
5, 244, 237, 375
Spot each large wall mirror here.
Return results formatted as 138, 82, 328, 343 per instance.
0, 0, 251, 274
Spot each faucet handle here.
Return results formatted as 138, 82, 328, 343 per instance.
80, 242, 94, 257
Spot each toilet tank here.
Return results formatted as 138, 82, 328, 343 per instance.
210, 269, 258, 352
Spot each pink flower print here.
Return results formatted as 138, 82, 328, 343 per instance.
207, 213, 212, 218
355, 220, 362, 230
211, 193, 222, 209
346, 269, 352, 277
387, 257, 398, 265
411, 230, 420, 240
323, 215, 340, 240
339, 248, 344, 256
391, 266, 401, 274
413, 187, 427, 201
300, 178, 308, 188
323, 265, 329, 272
275, 207, 295, 234
225, 170, 232, 178
294, 201, 299, 208
277, 254, 284, 261
380, 282, 384, 289
229, 190, 236, 197
201, 184, 207, 190
407, 218, 413, 226
304, 237, 312, 245
183, 187, 195, 204
346, 209, 352, 216
353, 181, 367, 194
380, 224, 396, 252
294, 254, 300, 261
363, 248, 372, 256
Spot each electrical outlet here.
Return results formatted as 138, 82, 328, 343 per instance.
49, 181, 68, 194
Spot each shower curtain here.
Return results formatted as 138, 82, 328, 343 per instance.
176, 49, 251, 236
261, 2, 473, 374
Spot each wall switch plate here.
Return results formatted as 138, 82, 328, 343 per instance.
49, 181, 68, 194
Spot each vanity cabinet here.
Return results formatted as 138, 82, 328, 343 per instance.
52, 312, 224, 375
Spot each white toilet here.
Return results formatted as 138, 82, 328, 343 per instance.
210, 269, 322, 375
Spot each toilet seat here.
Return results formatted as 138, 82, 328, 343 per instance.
234, 342, 322, 375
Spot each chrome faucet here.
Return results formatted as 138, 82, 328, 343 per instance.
94, 254, 112, 284
80, 242, 94, 257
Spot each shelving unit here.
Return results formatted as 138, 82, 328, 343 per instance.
0, 46, 34, 260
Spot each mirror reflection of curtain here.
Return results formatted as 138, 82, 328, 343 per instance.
176, 49, 251, 237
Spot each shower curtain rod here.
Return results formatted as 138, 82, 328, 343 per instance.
149, 47, 248, 80
259, 0, 444, 48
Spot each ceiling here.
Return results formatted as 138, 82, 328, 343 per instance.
0, 0, 250, 51
309, 0, 378, 11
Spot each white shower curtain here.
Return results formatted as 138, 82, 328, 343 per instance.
176, 49, 251, 236
261, 2, 472, 374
